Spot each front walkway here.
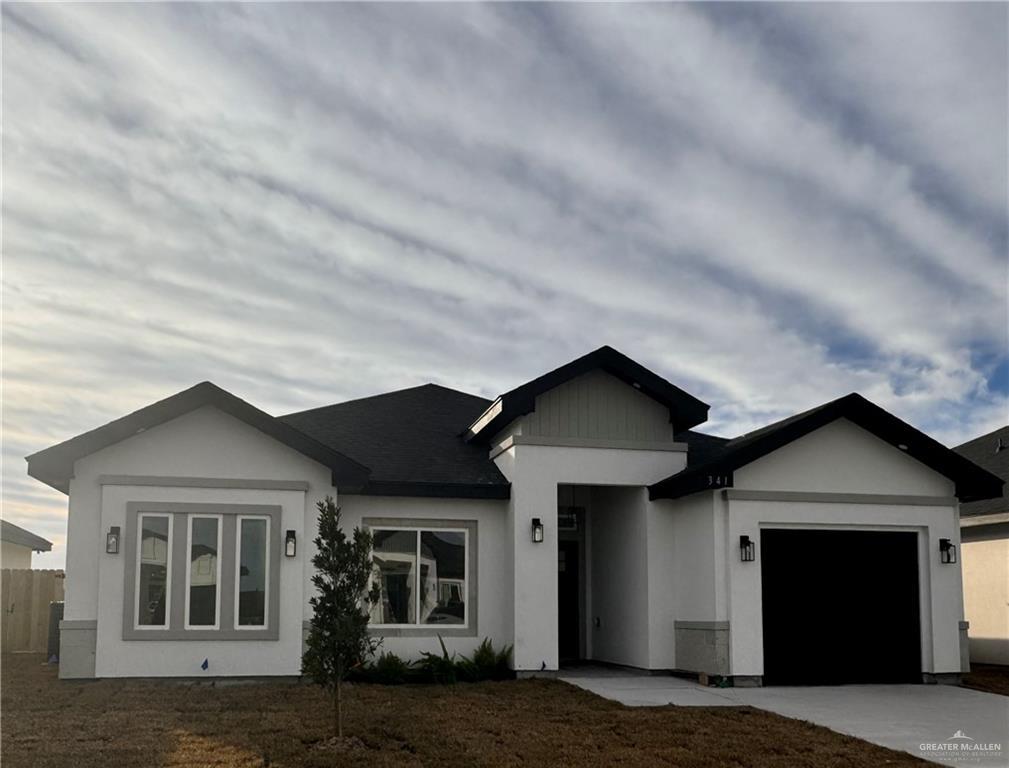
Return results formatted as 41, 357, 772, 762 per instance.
560, 671, 1009, 767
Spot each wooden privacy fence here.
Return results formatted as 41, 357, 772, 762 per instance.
2, 570, 65, 653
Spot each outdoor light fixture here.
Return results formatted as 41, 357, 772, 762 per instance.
939, 538, 956, 565
531, 518, 544, 543
739, 534, 755, 562
106, 526, 120, 555
285, 530, 297, 557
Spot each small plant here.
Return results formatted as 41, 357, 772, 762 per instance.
417, 636, 459, 684
371, 652, 414, 685
459, 638, 513, 682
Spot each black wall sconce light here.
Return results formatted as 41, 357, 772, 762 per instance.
106, 526, 120, 555
531, 518, 544, 543
285, 530, 297, 557
939, 538, 956, 565
739, 534, 755, 562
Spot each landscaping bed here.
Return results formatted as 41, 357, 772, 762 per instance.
962, 663, 1009, 697
2, 653, 929, 767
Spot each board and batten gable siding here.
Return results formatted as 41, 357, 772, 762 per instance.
517, 370, 675, 442
733, 418, 956, 497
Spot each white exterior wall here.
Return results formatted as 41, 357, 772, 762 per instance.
734, 419, 955, 496
67, 406, 335, 677
589, 486, 650, 667
64, 404, 511, 676
332, 494, 510, 661
725, 498, 962, 676
493, 441, 686, 671
96, 484, 308, 677
2, 542, 33, 569
726, 420, 962, 678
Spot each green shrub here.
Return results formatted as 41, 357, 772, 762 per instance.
371, 652, 414, 685
459, 638, 513, 682
417, 636, 458, 684
349, 637, 515, 685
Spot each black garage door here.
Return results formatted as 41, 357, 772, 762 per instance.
761, 529, 921, 685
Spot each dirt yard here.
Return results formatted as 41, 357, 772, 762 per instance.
2, 654, 930, 767
962, 663, 1009, 697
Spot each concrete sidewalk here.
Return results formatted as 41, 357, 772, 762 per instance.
559, 672, 1009, 767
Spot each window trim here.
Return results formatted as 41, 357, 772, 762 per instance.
370, 526, 469, 630
184, 514, 223, 631
362, 517, 478, 638
134, 513, 173, 631
121, 502, 282, 641
234, 514, 271, 631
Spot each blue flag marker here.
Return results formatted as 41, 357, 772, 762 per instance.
201, 658, 209, 671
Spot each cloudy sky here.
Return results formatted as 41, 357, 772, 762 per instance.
4, 3, 1007, 568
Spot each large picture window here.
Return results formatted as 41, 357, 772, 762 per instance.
185, 515, 221, 629
136, 514, 172, 628
123, 502, 281, 641
236, 516, 270, 628
371, 527, 467, 628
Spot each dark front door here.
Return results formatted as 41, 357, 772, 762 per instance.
761, 529, 921, 685
558, 540, 580, 663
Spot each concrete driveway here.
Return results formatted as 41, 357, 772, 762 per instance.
559, 671, 1009, 767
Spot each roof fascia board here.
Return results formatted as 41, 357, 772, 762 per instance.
26, 382, 371, 494
649, 395, 1003, 502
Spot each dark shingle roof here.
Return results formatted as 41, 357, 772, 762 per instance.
674, 429, 730, 467
954, 426, 1009, 517
281, 384, 510, 499
1, 519, 53, 552
651, 393, 1004, 503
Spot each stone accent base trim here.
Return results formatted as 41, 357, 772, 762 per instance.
59, 621, 97, 679
922, 672, 963, 685
674, 620, 730, 676
959, 620, 971, 673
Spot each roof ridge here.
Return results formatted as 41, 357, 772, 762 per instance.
281, 383, 490, 419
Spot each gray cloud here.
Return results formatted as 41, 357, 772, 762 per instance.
3, 3, 1006, 568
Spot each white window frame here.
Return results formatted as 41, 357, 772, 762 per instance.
234, 514, 271, 630
134, 513, 173, 631
370, 526, 469, 630
183, 514, 223, 631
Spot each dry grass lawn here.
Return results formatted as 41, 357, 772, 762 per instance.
962, 664, 1009, 697
2, 654, 930, 767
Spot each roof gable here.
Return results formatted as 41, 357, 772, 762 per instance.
466, 346, 709, 444
650, 393, 1003, 503
26, 382, 371, 494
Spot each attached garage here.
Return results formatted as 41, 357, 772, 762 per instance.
761, 528, 921, 685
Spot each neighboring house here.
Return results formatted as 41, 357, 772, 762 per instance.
954, 426, 1009, 666
1, 519, 53, 569
25, 346, 1002, 684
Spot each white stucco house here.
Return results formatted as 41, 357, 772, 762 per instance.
26, 347, 1002, 684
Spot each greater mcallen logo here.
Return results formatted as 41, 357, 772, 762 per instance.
919, 730, 1003, 761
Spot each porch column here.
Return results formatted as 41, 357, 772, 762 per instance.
502, 448, 559, 672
